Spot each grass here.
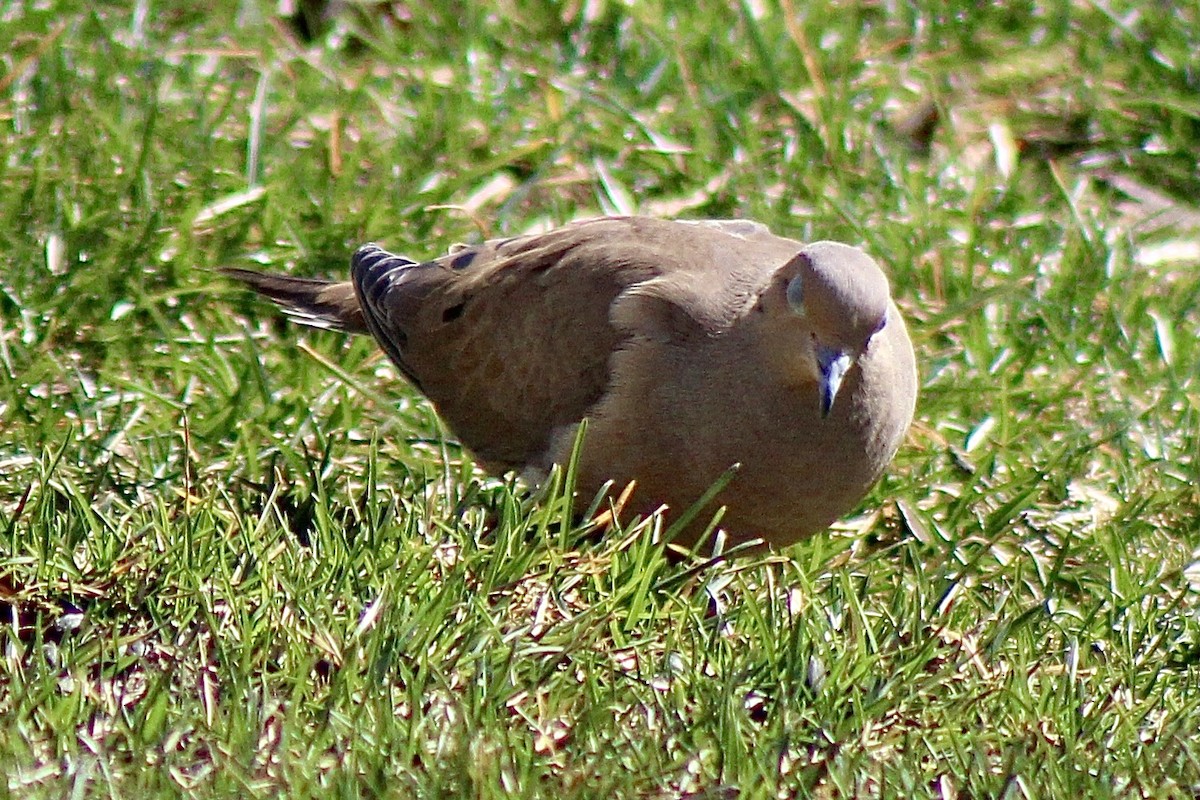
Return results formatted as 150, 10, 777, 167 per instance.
3, 0, 1200, 796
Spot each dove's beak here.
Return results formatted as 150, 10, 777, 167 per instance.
816, 346, 853, 418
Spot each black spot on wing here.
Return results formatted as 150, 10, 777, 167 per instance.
449, 248, 478, 270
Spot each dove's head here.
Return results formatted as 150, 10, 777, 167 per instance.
779, 242, 892, 417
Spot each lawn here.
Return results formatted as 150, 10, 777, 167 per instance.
3, 1, 1200, 797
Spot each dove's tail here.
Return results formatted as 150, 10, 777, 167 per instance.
221, 268, 369, 334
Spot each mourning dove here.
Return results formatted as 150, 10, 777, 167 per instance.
224, 216, 917, 549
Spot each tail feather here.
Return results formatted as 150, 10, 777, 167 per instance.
221, 268, 368, 334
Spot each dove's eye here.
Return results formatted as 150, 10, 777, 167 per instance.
786, 273, 805, 316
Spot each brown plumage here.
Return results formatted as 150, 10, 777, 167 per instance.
225, 216, 917, 549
